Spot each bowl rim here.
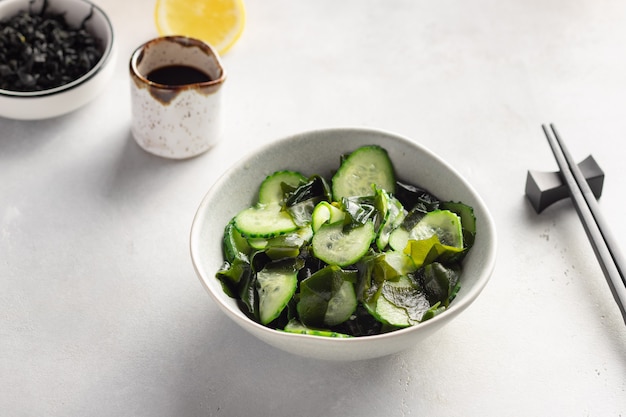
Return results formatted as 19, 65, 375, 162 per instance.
0, 0, 115, 98
190, 126, 497, 345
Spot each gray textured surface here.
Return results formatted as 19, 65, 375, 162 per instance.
2, 0, 626, 415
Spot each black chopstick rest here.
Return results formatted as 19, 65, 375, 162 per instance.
525, 155, 604, 213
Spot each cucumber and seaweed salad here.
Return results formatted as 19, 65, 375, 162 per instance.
216, 145, 476, 338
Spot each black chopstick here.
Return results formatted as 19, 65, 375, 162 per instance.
542, 124, 626, 325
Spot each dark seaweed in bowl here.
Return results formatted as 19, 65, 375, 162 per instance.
0, 0, 103, 92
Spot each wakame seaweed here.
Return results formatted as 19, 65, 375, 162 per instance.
0, 1, 103, 92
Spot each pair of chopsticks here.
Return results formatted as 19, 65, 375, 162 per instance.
542, 124, 626, 325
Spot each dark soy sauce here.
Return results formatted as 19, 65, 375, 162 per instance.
146, 65, 212, 85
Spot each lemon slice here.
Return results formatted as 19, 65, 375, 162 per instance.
154, 0, 246, 55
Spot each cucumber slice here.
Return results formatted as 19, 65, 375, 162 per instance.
324, 280, 358, 325
297, 265, 358, 327
247, 225, 313, 256
265, 225, 312, 248
312, 221, 375, 267
365, 276, 430, 327
258, 170, 307, 204
331, 145, 396, 200
247, 238, 268, 250
375, 251, 417, 280
375, 189, 406, 250
283, 319, 352, 338
409, 209, 463, 248
440, 201, 476, 248
264, 226, 313, 260
223, 221, 251, 263
388, 227, 410, 252
368, 293, 411, 328
311, 201, 346, 232
297, 224, 314, 243
256, 263, 298, 325
234, 203, 298, 238
389, 209, 463, 251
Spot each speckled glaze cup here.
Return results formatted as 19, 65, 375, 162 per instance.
129, 36, 226, 159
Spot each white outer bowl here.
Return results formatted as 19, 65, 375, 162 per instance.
0, 0, 116, 120
190, 127, 497, 361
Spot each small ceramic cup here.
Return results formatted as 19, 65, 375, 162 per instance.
129, 36, 226, 159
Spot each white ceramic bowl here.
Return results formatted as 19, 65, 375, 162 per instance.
0, 0, 116, 120
190, 127, 497, 361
